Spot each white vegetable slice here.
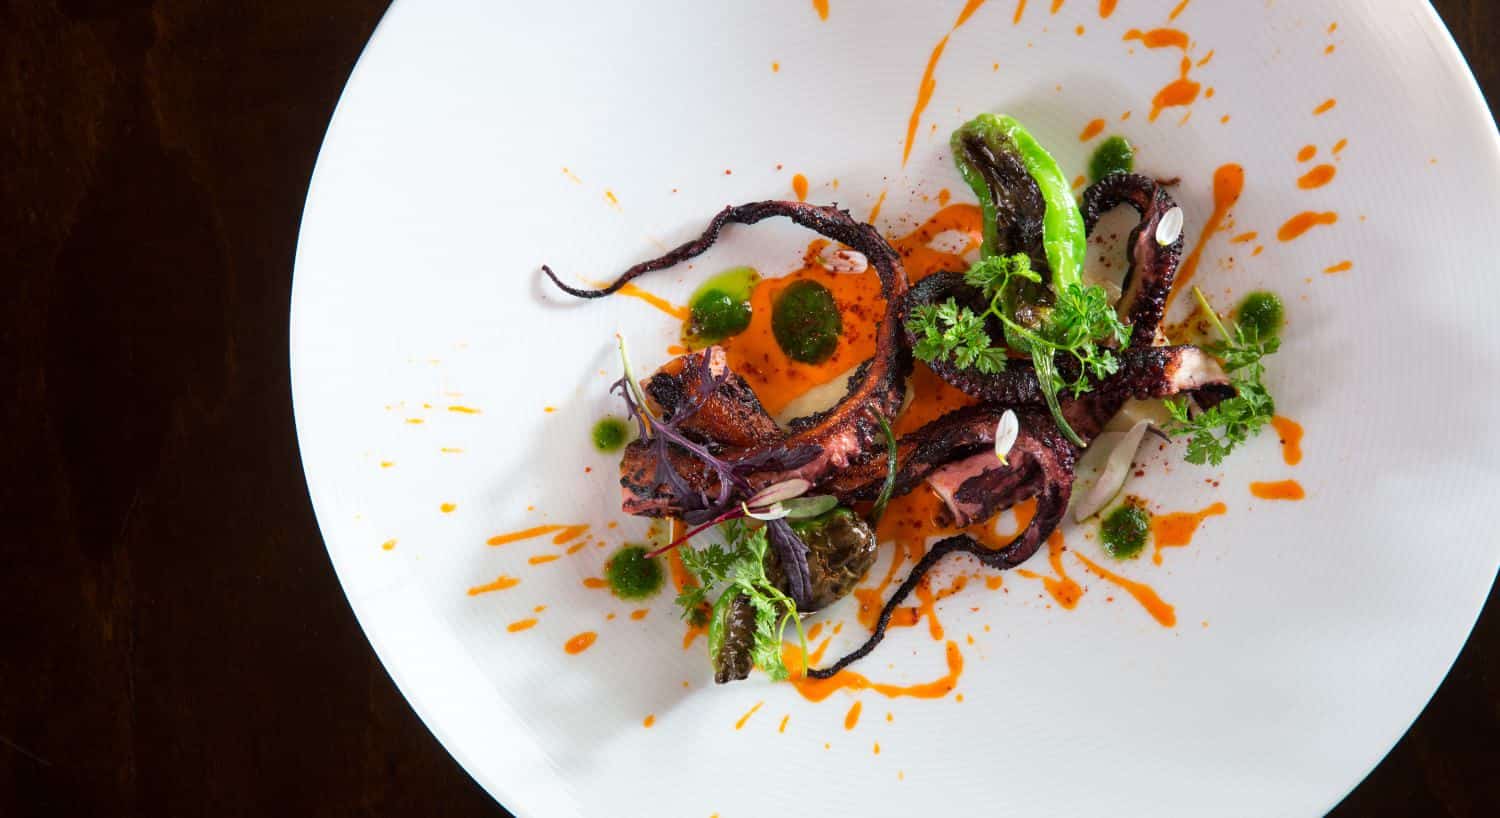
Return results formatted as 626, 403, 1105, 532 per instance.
746, 478, 811, 508
994, 409, 1019, 465
1072, 420, 1152, 522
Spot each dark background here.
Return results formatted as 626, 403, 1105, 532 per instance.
1, 1, 1495, 815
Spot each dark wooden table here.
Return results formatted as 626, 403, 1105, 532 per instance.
2, 2, 1495, 815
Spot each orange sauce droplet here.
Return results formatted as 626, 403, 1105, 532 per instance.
779, 714, 790, 733
379, 460, 395, 468
507, 618, 538, 632
617, 283, 690, 321
771, 61, 779, 73
527, 554, 560, 566
868, 189, 889, 222
1333, 138, 1348, 156
1150, 502, 1227, 565
1170, 164, 1244, 307
1313, 98, 1337, 115
1015, 531, 1083, 609
1297, 164, 1337, 190
564, 631, 597, 654
440, 502, 456, 513
1251, 480, 1305, 500
1148, 56, 1201, 122
1013, 0, 1027, 24
1074, 553, 1176, 626
844, 701, 863, 729
1324, 260, 1353, 274
440, 447, 464, 454
582, 577, 608, 589
813, 0, 829, 21
1277, 211, 1338, 242
1297, 145, 1317, 162
1079, 118, 1107, 141
1099, 0, 1117, 18
786, 640, 964, 702
467, 574, 520, 596
792, 173, 810, 202
1230, 231, 1258, 244
1168, 0, 1191, 20
937, 188, 951, 206
902, 34, 949, 167
380, 538, 397, 551
735, 701, 765, 729
1050, 0, 1063, 13
1123, 27, 1190, 50
1270, 416, 1304, 465
630, 608, 649, 620
1324, 44, 1336, 55
643, 714, 655, 728
447, 405, 481, 414
404, 418, 424, 425
551, 524, 589, 544
604, 190, 620, 208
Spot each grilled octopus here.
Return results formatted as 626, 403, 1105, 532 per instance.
543, 174, 1230, 680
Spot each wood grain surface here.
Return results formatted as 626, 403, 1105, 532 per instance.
1, 1, 1495, 815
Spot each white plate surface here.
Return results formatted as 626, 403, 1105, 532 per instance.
292, 1, 1500, 815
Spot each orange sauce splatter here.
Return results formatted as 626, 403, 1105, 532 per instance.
792, 173, 810, 202
630, 608, 649, 620
1099, 0, 1117, 18
1014, 0, 1027, 24
404, 418, 424, 425
666, 344, 689, 356
903, 35, 950, 167
467, 574, 520, 596
1123, 28, 1190, 50
380, 539, 397, 551
1270, 416, 1304, 465
440, 502, 456, 513
582, 577, 608, 589
1251, 480, 1305, 500
735, 701, 765, 729
604, 190, 620, 208
528, 554, 560, 566
1324, 44, 1336, 55
1333, 138, 1348, 156
1075, 553, 1176, 626
1297, 164, 1337, 190
867, 189, 889, 223
1171, 164, 1244, 307
1015, 531, 1083, 609
1324, 260, 1353, 274
1073, 174, 1087, 190
507, 618, 538, 632
617, 283, 690, 321
551, 524, 589, 544
1297, 145, 1317, 162
1079, 118, 1107, 141
1168, 0, 1191, 20
1313, 98, 1337, 115
937, 188, 951, 206
786, 640, 964, 702
1149, 56, 1201, 122
1277, 211, 1338, 242
1050, 0, 1064, 13
1230, 231, 1258, 244
779, 714, 790, 733
844, 700, 863, 729
561, 166, 582, 184
771, 61, 780, 73
440, 447, 464, 453
564, 631, 597, 654
813, 0, 829, 20
379, 460, 395, 468
447, 405, 481, 414
643, 714, 655, 728
1150, 502, 1227, 565
1196, 50, 1214, 67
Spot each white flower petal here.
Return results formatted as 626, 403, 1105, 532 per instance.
1156, 207, 1185, 246
994, 409, 1020, 464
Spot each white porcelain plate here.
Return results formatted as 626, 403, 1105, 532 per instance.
292, 1, 1500, 815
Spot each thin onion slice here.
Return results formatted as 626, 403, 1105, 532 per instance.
1072, 420, 1152, 522
746, 478, 810, 508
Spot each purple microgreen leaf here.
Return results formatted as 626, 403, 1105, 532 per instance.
765, 518, 813, 610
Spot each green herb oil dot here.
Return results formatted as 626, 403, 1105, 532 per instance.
1089, 136, 1136, 182
605, 545, 664, 600
1235, 291, 1284, 339
771, 279, 842, 364
1100, 505, 1151, 560
685, 266, 759, 345
591, 417, 630, 453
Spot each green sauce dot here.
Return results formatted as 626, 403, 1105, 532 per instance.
591, 417, 631, 453
771, 279, 842, 364
689, 289, 752, 341
1100, 505, 1151, 560
1089, 136, 1136, 182
605, 545, 664, 600
1235, 291, 1284, 339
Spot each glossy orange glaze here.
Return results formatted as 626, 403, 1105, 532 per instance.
1150, 502, 1227, 564
617, 283, 689, 321
1015, 531, 1083, 608
1251, 480, 1305, 500
1075, 553, 1176, 626
1324, 260, 1353, 274
735, 701, 764, 729
1124, 28, 1190, 50
1170, 163, 1244, 308
1297, 164, 1337, 189
1277, 211, 1338, 242
792, 173, 810, 202
1098, 0, 1117, 17
786, 640, 963, 702
844, 700, 863, 729
507, 618, 538, 632
1079, 118, 1107, 141
467, 574, 520, 596
564, 631, 598, 654
1270, 416, 1304, 465
1149, 57, 1201, 122
1314, 98, 1337, 115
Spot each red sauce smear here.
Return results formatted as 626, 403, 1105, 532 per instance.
1150, 502, 1227, 565
1170, 164, 1244, 308
1074, 552, 1176, 626
1270, 416, 1304, 465
1297, 145, 1317, 162
1251, 480, 1305, 500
